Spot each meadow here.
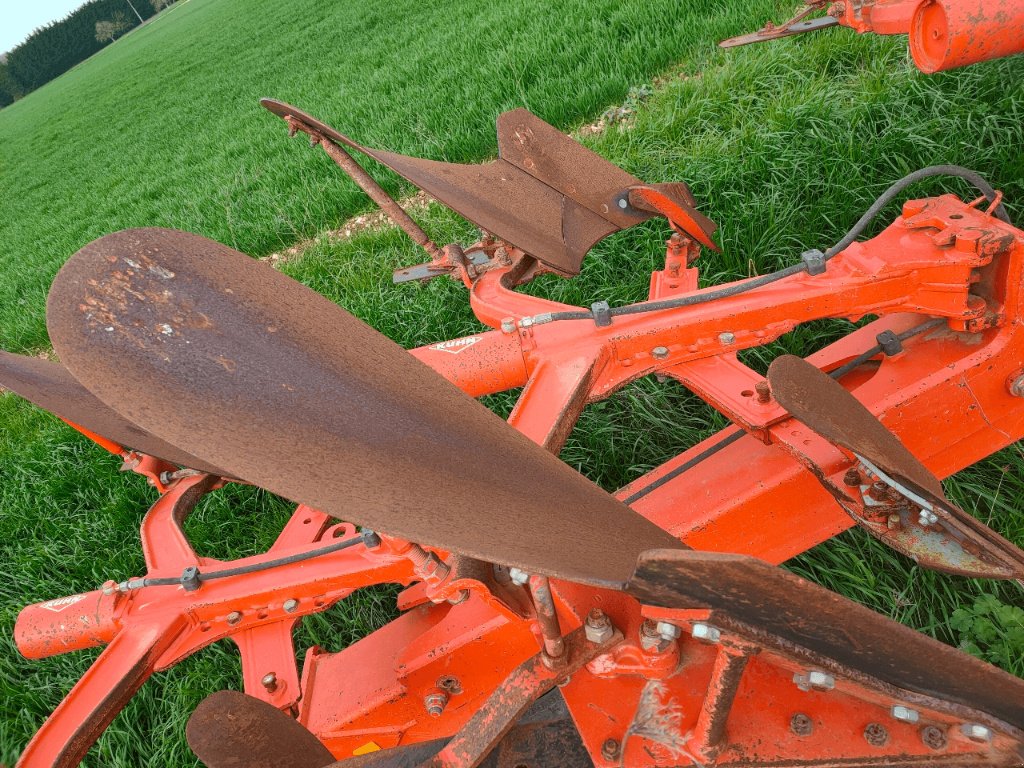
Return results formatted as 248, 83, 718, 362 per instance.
1, 0, 1023, 764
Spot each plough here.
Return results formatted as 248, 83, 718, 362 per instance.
7, 15, 1024, 768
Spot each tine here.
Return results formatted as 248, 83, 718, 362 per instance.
47, 228, 680, 586
186, 690, 335, 768
628, 548, 1024, 732
767, 354, 945, 498
768, 355, 1024, 579
0, 350, 223, 474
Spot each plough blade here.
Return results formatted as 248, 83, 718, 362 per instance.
187, 690, 336, 768
46, 227, 680, 587
767, 354, 1024, 579
628, 548, 1024, 735
0, 350, 223, 474
260, 100, 717, 275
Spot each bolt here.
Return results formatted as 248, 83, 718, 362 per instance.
843, 467, 862, 486
639, 619, 669, 652
261, 672, 278, 693
692, 622, 722, 643
794, 669, 835, 691
917, 509, 938, 527
921, 725, 947, 750
1007, 372, 1024, 397
651, 346, 669, 360
719, 331, 736, 345
754, 380, 771, 404
585, 608, 614, 644
508, 567, 530, 586
424, 691, 448, 717
790, 713, 814, 736
961, 723, 992, 742
656, 621, 681, 640
226, 611, 242, 626
501, 317, 516, 334
864, 722, 889, 746
447, 589, 470, 605
283, 598, 299, 613
520, 316, 534, 329
617, 198, 628, 209
601, 738, 621, 760
891, 705, 920, 723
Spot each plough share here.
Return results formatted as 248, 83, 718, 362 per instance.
7, 77, 1024, 768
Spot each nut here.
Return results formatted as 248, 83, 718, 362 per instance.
639, 619, 670, 652
424, 691, 448, 717
226, 611, 242, 626
794, 669, 835, 691
651, 346, 669, 360
843, 467, 862, 486
656, 621, 681, 640
961, 723, 992, 742
1007, 372, 1024, 397
864, 722, 889, 746
790, 713, 814, 736
508, 567, 530, 586
692, 622, 721, 643
585, 608, 614, 644
891, 705, 920, 723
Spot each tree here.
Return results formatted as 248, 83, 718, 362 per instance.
151, 0, 177, 10
95, 12, 130, 43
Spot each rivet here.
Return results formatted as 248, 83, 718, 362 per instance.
651, 346, 669, 360
261, 672, 278, 693
864, 722, 889, 746
790, 713, 813, 736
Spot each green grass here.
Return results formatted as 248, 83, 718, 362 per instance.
2, 0, 1024, 764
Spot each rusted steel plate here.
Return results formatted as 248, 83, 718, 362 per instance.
628, 548, 1024, 732
261, 100, 715, 276
719, 15, 839, 47
768, 355, 1024, 579
47, 228, 680, 587
0, 350, 223, 474
768, 354, 945, 497
187, 690, 335, 768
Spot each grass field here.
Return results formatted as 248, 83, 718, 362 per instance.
2, 0, 1024, 764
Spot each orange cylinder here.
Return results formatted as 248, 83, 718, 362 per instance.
15, 589, 120, 659
910, 0, 1024, 72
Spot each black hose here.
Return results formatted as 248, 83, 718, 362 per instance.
137, 534, 366, 589
538, 165, 1008, 325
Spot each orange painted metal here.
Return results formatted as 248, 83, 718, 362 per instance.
15, 194, 1024, 767
909, 0, 1024, 71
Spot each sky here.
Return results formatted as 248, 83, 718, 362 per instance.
0, 0, 92, 55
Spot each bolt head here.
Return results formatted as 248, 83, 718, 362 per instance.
261, 672, 278, 692
617, 198, 628, 209
226, 611, 242, 625
921, 725, 947, 750
500, 318, 516, 333
719, 331, 736, 345
790, 713, 814, 736
585, 619, 614, 645
651, 346, 669, 360
691, 622, 721, 643
961, 723, 992, 742
508, 567, 529, 586
601, 738, 621, 760
891, 705, 920, 723
283, 599, 299, 613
